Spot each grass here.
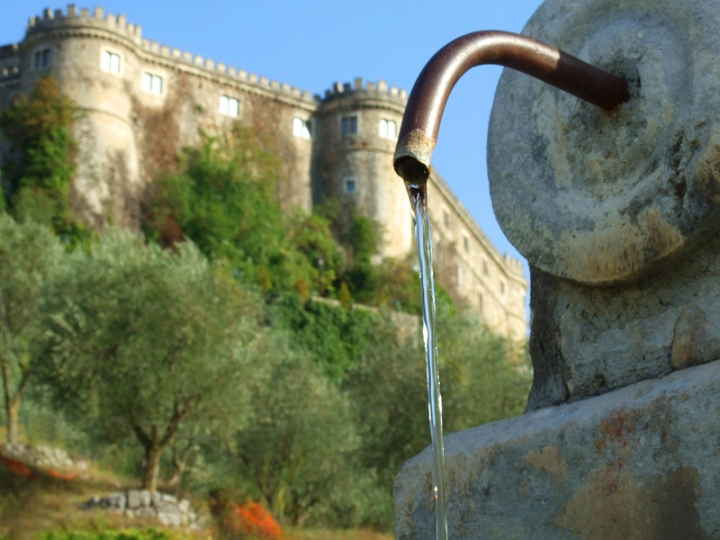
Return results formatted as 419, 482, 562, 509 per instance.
285, 529, 393, 540
0, 461, 394, 540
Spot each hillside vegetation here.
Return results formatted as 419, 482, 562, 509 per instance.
0, 77, 530, 538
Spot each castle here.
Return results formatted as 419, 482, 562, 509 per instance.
0, 5, 527, 339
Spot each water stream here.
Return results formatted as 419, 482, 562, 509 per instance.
406, 178, 448, 540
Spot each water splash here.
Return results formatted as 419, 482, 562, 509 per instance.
406, 178, 448, 540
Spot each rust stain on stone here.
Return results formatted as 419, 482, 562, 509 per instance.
557, 466, 706, 540
595, 408, 635, 470
523, 444, 569, 483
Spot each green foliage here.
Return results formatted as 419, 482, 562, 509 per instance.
0, 77, 88, 245
41, 529, 195, 540
39, 230, 260, 489
144, 126, 341, 298
344, 300, 531, 522
0, 215, 66, 443
340, 215, 380, 303
228, 332, 383, 528
270, 296, 378, 381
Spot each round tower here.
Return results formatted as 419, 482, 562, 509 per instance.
21, 6, 143, 229
315, 78, 412, 260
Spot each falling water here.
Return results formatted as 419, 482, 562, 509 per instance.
406, 178, 448, 540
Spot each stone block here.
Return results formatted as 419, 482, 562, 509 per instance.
126, 489, 141, 509
394, 359, 720, 539
102, 492, 126, 512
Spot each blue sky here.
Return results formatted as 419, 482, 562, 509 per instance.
2, 1, 545, 281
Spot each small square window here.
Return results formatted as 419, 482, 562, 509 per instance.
142, 73, 163, 94
101, 51, 121, 74
341, 115, 357, 136
379, 119, 397, 139
219, 95, 239, 117
34, 49, 51, 70
345, 179, 356, 193
293, 117, 312, 139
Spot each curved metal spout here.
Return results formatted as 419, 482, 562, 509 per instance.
394, 31, 629, 182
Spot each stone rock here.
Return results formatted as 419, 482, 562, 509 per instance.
82, 490, 202, 529
0, 443, 88, 477
103, 492, 126, 512
138, 489, 152, 507
126, 489, 141, 509
134, 506, 156, 518
394, 359, 720, 539
526, 233, 720, 409
488, 0, 720, 285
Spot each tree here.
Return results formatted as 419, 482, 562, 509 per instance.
0, 76, 87, 244
345, 299, 531, 506
231, 331, 375, 527
145, 127, 345, 301
41, 231, 259, 491
0, 215, 65, 444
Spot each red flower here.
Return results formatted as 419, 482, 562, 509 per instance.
231, 502, 284, 539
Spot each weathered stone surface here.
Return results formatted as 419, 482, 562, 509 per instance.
83, 490, 203, 529
488, 0, 720, 285
126, 489, 141, 509
527, 232, 720, 409
395, 359, 720, 539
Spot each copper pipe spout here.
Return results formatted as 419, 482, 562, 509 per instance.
394, 31, 629, 182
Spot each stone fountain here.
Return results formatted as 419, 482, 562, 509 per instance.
393, 0, 720, 537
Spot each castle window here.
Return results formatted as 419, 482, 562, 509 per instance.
379, 119, 397, 139
219, 95, 239, 117
457, 263, 465, 287
345, 179, 356, 193
463, 233, 469, 253
34, 49, 51, 70
500, 281, 506, 295
443, 209, 450, 228
141, 72, 163, 94
341, 115, 357, 136
101, 51, 121, 74
293, 117, 312, 139
482, 258, 489, 277
477, 290, 484, 314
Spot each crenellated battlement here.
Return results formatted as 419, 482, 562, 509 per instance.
137, 38, 315, 103
24, 5, 316, 103
322, 77, 408, 104
26, 5, 143, 44
0, 44, 20, 82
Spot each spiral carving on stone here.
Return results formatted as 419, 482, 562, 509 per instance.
488, 0, 720, 284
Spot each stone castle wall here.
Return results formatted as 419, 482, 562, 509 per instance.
0, 4, 528, 339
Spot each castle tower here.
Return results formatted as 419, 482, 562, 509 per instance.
314, 78, 413, 260
23, 6, 143, 228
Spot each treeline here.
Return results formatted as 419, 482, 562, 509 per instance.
0, 78, 530, 530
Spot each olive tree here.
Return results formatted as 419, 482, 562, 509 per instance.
42, 231, 258, 491
0, 215, 65, 444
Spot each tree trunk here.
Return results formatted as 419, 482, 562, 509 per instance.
5, 394, 20, 445
167, 447, 191, 487
143, 445, 163, 492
